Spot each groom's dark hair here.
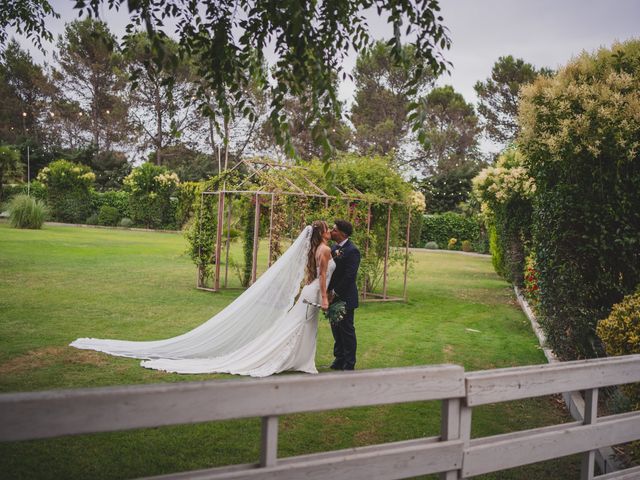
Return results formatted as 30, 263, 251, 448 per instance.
334, 219, 353, 237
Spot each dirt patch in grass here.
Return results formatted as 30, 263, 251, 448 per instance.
0, 346, 108, 375
442, 344, 454, 362
352, 406, 390, 446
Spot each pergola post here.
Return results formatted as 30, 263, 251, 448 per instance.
362, 203, 372, 300
268, 194, 275, 267
251, 193, 261, 285
403, 208, 411, 301
224, 195, 233, 288
382, 203, 392, 299
197, 191, 205, 288
214, 192, 225, 291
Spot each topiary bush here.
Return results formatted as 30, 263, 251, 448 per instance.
520, 39, 640, 360
119, 217, 133, 228
424, 241, 439, 249
97, 205, 120, 226
7, 194, 48, 229
37, 160, 95, 223
461, 240, 472, 252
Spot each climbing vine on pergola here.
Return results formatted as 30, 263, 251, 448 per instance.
194, 158, 415, 302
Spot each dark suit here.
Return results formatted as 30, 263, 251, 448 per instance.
328, 239, 361, 370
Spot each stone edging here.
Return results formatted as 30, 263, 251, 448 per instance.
514, 286, 624, 474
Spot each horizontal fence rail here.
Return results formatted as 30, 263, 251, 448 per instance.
1, 356, 639, 479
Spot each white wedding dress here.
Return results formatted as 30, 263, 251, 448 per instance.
70, 226, 335, 377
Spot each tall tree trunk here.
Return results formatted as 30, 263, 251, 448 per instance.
154, 82, 163, 165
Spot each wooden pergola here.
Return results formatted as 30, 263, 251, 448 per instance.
197, 159, 413, 302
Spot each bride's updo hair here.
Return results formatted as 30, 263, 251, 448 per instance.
305, 220, 329, 284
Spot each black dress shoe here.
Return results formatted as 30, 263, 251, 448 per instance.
343, 365, 355, 371
329, 362, 344, 370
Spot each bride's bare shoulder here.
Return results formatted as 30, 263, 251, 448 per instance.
316, 244, 331, 257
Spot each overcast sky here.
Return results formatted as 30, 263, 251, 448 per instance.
11, 0, 640, 154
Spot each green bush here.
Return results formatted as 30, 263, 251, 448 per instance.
472, 148, 533, 286
421, 212, 481, 249
175, 181, 201, 229
123, 162, 179, 229
424, 241, 439, 249
596, 290, 640, 462
7, 194, 48, 229
461, 240, 472, 252
119, 217, 133, 228
37, 160, 95, 223
472, 233, 489, 254
97, 205, 120, 226
520, 39, 640, 360
3, 181, 49, 204
91, 190, 131, 219
1, 184, 24, 202
86, 213, 99, 225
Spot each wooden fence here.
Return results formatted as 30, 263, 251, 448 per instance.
1, 355, 640, 479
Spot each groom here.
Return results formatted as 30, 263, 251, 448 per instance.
328, 219, 361, 371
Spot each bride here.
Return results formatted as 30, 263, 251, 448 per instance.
70, 221, 335, 377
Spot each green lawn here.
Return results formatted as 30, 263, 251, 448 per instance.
0, 222, 580, 479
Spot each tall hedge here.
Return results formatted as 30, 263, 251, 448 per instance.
519, 40, 640, 360
421, 212, 481, 250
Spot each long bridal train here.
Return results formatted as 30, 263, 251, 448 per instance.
70, 226, 333, 377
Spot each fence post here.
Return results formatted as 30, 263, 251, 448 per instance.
260, 415, 279, 468
440, 398, 461, 480
580, 388, 598, 480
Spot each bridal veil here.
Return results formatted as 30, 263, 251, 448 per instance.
70, 226, 313, 360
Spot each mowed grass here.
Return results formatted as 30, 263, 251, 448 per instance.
0, 222, 580, 479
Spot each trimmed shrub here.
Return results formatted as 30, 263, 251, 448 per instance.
98, 205, 120, 226
447, 238, 457, 250
8, 194, 48, 229
424, 241, 439, 249
119, 217, 133, 228
461, 240, 472, 252
37, 160, 95, 223
520, 39, 640, 359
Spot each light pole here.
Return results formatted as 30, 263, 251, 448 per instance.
22, 112, 30, 196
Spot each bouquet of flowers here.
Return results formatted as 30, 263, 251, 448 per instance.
303, 298, 347, 326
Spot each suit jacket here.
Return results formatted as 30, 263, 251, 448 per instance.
328, 239, 361, 309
